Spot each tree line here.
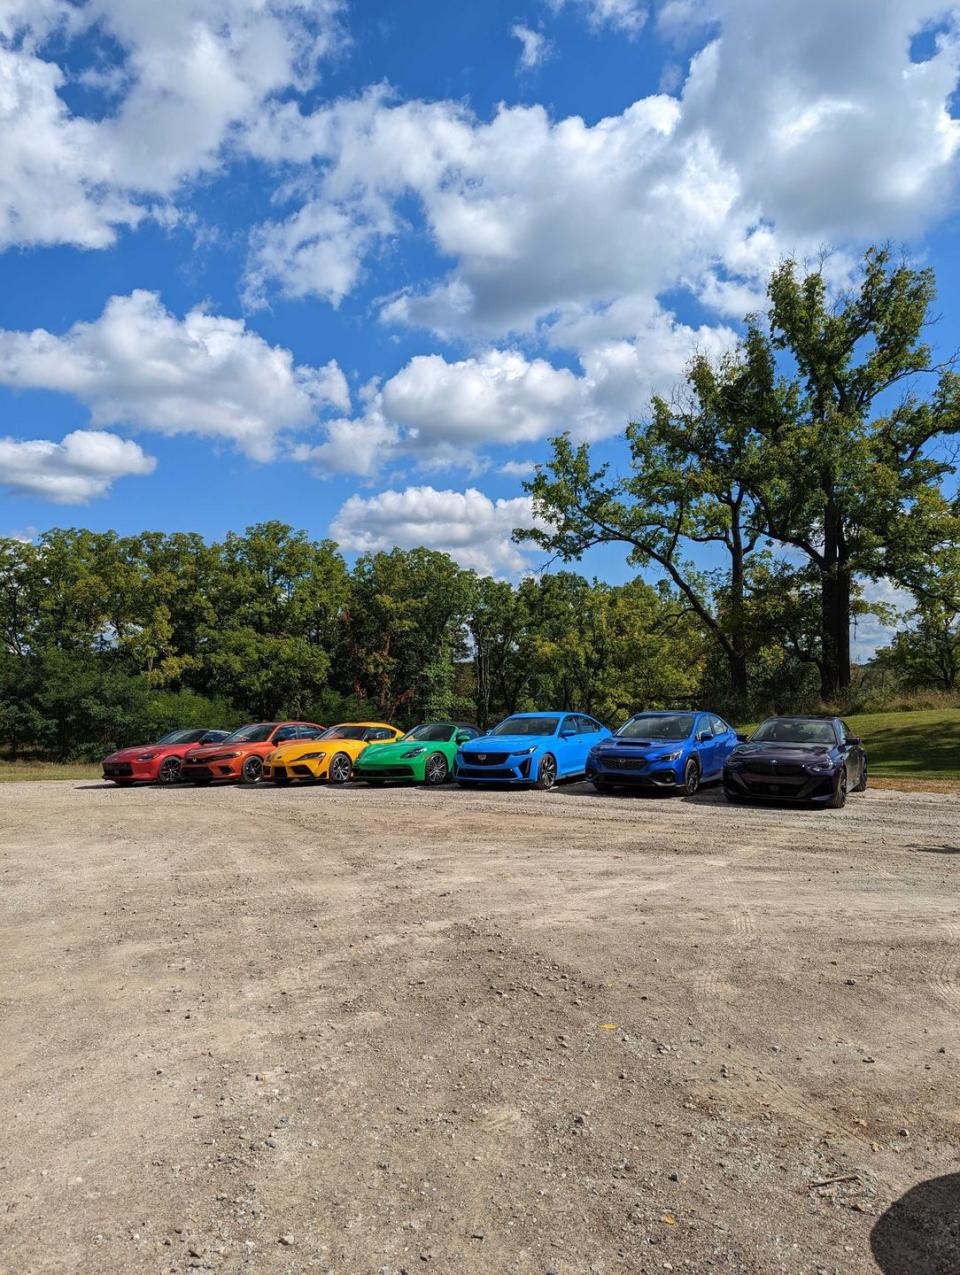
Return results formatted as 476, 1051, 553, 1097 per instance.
1, 248, 957, 761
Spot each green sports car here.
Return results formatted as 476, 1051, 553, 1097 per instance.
353, 721, 479, 785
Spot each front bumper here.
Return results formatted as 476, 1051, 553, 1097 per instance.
354, 761, 423, 782
182, 758, 244, 782
262, 758, 326, 782
723, 767, 837, 802
102, 759, 160, 782
585, 755, 679, 787
455, 752, 539, 783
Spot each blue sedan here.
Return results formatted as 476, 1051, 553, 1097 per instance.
455, 712, 611, 790
585, 710, 740, 795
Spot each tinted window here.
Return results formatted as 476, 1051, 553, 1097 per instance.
318, 725, 369, 741
709, 716, 727, 737
575, 716, 597, 733
199, 730, 227, 743
616, 714, 695, 740
366, 728, 397, 741
157, 728, 207, 745
404, 724, 454, 742
225, 723, 277, 744
751, 718, 838, 745
489, 716, 560, 737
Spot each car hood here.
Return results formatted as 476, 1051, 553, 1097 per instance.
593, 738, 687, 756
185, 740, 261, 759
269, 738, 363, 762
359, 738, 441, 760
731, 742, 835, 762
103, 743, 167, 763
461, 734, 553, 752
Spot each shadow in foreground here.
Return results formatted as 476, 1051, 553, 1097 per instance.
871, 1174, 960, 1274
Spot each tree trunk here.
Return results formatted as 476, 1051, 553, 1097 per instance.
820, 500, 852, 698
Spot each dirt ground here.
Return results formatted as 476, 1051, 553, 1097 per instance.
1, 779, 959, 1275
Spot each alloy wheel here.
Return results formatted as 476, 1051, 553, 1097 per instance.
425, 753, 448, 785
537, 755, 557, 790
158, 757, 181, 785
242, 756, 263, 785
329, 753, 352, 784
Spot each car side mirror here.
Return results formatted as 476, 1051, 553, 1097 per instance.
455, 731, 472, 743
560, 728, 575, 738
846, 736, 862, 746
698, 731, 713, 743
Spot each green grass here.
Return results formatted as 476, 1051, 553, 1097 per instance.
740, 708, 960, 780
0, 760, 101, 782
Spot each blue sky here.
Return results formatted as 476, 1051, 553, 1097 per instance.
1, 0, 959, 652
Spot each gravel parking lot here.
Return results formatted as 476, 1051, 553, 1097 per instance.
2, 779, 959, 1274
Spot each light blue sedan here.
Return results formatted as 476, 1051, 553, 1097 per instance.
455, 711, 611, 790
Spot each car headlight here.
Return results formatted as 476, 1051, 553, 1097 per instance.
402, 747, 427, 757
512, 746, 537, 755
660, 750, 682, 762
136, 753, 158, 761
806, 761, 834, 773
297, 751, 326, 761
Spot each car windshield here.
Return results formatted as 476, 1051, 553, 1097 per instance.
488, 716, 560, 737
403, 724, 454, 742
751, 718, 837, 745
616, 714, 695, 740
156, 728, 207, 745
223, 723, 277, 744
319, 725, 369, 741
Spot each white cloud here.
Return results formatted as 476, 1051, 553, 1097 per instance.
498, 459, 538, 477
512, 24, 549, 70
0, 430, 156, 502
854, 578, 914, 660
292, 306, 737, 476
0, 0, 345, 248
549, 0, 647, 36
245, 1, 960, 338
0, 291, 349, 462
329, 485, 547, 575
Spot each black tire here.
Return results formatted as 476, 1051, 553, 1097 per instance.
273, 773, 292, 787
827, 767, 848, 809
424, 752, 449, 786
328, 752, 352, 784
852, 762, 867, 792
240, 756, 263, 786
534, 753, 557, 791
157, 756, 181, 786
680, 758, 700, 796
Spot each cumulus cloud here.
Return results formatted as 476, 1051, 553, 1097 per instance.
0, 291, 349, 461
549, 0, 647, 36
512, 24, 550, 70
0, 0, 345, 248
292, 305, 736, 476
329, 485, 547, 575
245, 1, 960, 336
0, 430, 156, 502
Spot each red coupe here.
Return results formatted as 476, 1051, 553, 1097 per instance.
181, 721, 324, 786
102, 728, 230, 786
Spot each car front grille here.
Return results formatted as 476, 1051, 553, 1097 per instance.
744, 761, 805, 777
104, 763, 134, 776
463, 752, 510, 766
361, 766, 415, 777
603, 755, 646, 770
183, 765, 213, 779
458, 766, 514, 779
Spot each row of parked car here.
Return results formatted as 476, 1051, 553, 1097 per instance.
102, 708, 869, 807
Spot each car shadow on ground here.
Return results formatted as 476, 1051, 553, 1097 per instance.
870, 1173, 960, 1274
911, 844, 960, 854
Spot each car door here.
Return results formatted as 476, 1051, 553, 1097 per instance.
553, 715, 581, 776
695, 714, 722, 778
840, 720, 865, 784
709, 715, 736, 772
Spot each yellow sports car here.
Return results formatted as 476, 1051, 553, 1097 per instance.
263, 722, 403, 785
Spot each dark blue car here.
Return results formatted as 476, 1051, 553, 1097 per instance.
723, 715, 867, 808
455, 711, 610, 790
585, 710, 740, 795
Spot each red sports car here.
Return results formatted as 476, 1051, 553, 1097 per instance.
181, 721, 325, 786
102, 728, 230, 786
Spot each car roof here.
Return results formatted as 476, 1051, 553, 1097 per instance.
503, 710, 570, 717
330, 721, 396, 728
763, 714, 838, 722
629, 709, 703, 715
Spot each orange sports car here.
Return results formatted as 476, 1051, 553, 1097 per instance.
181, 721, 324, 786
263, 721, 403, 785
